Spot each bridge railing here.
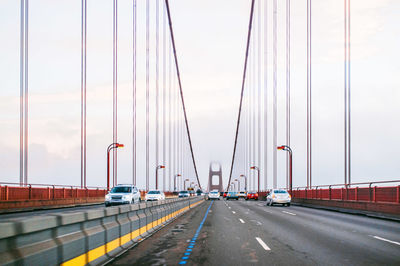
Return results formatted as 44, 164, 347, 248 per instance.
290, 180, 400, 204
0, 182, 107, 201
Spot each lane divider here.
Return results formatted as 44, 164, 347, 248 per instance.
370, 235, 400, 246
62, 199, 204, 266
282, 211, 296, 216
255, 237, 271, 251
239, 218, 245, 224
179, 201, 213, 265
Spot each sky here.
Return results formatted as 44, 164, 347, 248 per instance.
0, 0, 399, 190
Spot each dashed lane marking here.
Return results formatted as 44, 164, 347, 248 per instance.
371, 235, 400, 246
239, 218, 245, 224
282, 211, 296, 216
255, 237, 271, 251
232, 211, 236, 214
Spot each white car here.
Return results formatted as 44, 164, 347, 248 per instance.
145, 190, 165, 201
105, 185, 141, 207
266, 189, 291, 206
208, 190, 220, 200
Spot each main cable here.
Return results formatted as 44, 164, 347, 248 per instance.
227, 0, 256, 191
165, 0, 202, 189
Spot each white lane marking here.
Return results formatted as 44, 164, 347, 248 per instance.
371, 235, 400, 246
232, 211, 236, 214
282, 211, 296, 216
228, 207, 231, 209
239, 218, 245, 224
255, 237, 271, 251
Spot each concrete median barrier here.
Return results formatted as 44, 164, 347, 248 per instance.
0, 197, 204, 266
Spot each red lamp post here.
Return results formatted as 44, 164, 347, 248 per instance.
240, 174, 247, 191
174, 174, 181, 191
155, 165, 165, 190
277, 145, 293, 194
250, 166, 260, 194
107, 143, 124, 191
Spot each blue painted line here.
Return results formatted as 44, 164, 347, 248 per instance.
178, 201, 213, 265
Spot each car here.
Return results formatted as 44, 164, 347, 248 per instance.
246, 191, 258, 200
145, 190, 166, 201
196, 189, 204, 196
105, 184, 141, 207
178, 190, 190, 198
208, 190, 220, 200
226, 191, 239, 200
266, 189, 291, 206
237, 191, 247, 199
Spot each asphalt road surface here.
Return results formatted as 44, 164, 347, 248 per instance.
110, 199, 400, 265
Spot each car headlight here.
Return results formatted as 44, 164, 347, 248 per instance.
105, 194, 111, 200
272, 195, 276, 199
123, 195, 130, 200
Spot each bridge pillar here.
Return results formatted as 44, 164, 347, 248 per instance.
208, 162, 223, 192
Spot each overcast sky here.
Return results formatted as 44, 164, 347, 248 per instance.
0, 0, 399, 190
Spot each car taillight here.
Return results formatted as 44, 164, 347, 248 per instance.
255, 194, 258, 197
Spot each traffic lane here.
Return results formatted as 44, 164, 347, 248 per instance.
200, 199, 314, 265
230, 200, 400, 265
248, 202, 400, 245
109, 201, 209, 265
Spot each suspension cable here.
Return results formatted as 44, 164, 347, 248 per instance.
133, 0, 137, 186
162, 0, 166, 191
227, 0, 256, 191
165, 0, 202, 189
146, 0, 150, 190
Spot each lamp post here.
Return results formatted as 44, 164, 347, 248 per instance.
174, 174, 181, 192
107, 143, 124, 191
155, 165, 165, 190
240, 174, 247, 191
277, 145, 293, 193
184, 179, 189, 190
250, 166, 260, 194
234, 178, 240, 191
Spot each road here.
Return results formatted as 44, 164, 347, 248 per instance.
111, 199, 400, 265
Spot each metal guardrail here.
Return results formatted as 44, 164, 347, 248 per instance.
0, 196, 205, 266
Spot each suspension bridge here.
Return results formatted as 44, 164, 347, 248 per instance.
0, 0, 399, 265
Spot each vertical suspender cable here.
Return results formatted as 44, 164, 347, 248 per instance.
168, 37, 172, 191
257, 0, 262, 190
263, 0, 268, 190
307, 0, 312, 188
162, 0, 166, 191
273, 0, 277, 189
227, 0, 255, 191
165, 0, 202, 189
146, 0, 150, 190
344, 0, 351, 185
81, 0, 87, 188
286, 0, 291, 189
113, 0, 118, 187
156, 0, 160, 170
20, 0, 25, 186
24, 0, 29, 186
133, 0, 137, 186
252, 19, 256, 190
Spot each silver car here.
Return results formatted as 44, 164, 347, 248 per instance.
266, 189, 291, 206
105, 185, 141, 207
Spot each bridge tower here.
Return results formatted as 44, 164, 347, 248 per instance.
208, 162, 223, 192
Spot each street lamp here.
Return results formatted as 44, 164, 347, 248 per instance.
155, 165, 165, 190
107, 143, 124, 191
250, 166, 260, 194
234, 178, 240, 191
277, 145, 293, 193
174, 174, 181, 192
240, 174, 247, 191
184, 179, 189, 190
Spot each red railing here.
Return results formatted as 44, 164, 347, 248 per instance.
0, 182, 107, 201
290, 180, 400, 204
